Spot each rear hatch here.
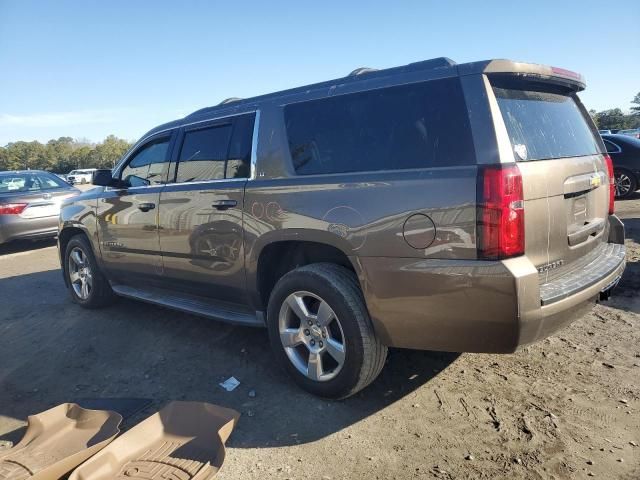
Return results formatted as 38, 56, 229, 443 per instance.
489, 75, 610, 283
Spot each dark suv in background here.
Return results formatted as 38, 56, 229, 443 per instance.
58, 58, 626, 398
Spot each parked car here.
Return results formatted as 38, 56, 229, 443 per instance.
59, 58, 626, 398
616, 128, 640, 140
598, 129, 612, 134
601, 133, 640, 198
0, 171, 80, 244
67, 169, 96, 185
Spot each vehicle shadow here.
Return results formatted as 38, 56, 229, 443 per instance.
0, 238, 57, 256
0, 269, 459, 449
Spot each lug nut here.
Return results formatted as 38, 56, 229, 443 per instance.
310, 340, 316, 346
304, 329, 310, 336
319, 341, 323, 348
316, 322, 320, 327
322, 332, 326, 338
308, 320, 313, 326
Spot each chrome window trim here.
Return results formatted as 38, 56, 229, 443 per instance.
603, 139, 622, 154
250, 110, 261, 180
164, 178, 248, 187
124, 110, 259, 164
111, 109, 260, 191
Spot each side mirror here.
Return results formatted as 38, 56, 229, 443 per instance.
92, 169, 119, 187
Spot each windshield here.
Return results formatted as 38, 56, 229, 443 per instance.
493, 86, 601, 161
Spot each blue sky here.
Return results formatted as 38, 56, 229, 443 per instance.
1, 0, 638, 146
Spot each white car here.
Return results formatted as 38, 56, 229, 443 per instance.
67, 169, 97, 185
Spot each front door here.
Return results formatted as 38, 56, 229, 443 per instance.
97, 132, 175, 283
158, 113, 255, 305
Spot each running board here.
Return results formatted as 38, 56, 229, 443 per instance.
111, 284, 264, 327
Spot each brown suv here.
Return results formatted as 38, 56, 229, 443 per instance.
58, 58, 626, 398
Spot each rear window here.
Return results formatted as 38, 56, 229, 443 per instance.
284, 77, 475, 175
0, 173, 66, 193
493, 87, 600, 161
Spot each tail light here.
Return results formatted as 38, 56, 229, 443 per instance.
477, 164, 525, 259
0, 203, 28, 215
604, 154, 615, 215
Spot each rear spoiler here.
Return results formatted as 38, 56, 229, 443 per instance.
458, 59, 586, 91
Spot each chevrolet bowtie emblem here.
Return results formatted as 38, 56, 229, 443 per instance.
590, 175, 601, 188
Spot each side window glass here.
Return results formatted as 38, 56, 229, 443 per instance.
226, 114, 255, 179
121, 138, 171, 187
177, 124, 231, 183
36, 174, 64, 190
284, 78, 475, 175
603, 140, 618, 153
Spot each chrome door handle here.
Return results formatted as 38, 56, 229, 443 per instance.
137, 202, 155, 212
212, 199, 237, 210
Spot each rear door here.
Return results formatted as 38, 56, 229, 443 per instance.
489, 79, 608, 281
157, 113, 255, 305
97, 132, 175, 282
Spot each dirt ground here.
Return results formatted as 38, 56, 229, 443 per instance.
0, 194, 638, 480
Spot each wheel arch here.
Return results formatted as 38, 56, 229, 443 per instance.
58, 224, 95, 286
251, 237, 363, 312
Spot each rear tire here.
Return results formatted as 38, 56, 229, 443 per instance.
267, 263, 387, 399
64, 234, 114, 308
614, 169, 637, 199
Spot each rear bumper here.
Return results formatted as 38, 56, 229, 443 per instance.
358, 216, 626, 353
0, 215, 59, 244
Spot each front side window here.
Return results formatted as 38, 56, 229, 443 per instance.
121, 137, 171, 187
35, 173, 66, 189
284, 78, 475, 175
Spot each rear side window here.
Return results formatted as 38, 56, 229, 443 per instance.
226, 114, 255, 179
284, 78, 475, 175
175, 113, 255, 182
177, 124, 231, 182
603, 139, 620, 153
493, 87, 600, 161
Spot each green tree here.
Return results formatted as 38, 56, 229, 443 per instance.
595, 109, 628, 131
631, 92, 640, 116
0, 135, 132, 173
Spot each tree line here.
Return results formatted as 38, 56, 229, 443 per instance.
0, 135, 133, 173
0, 91, 638, 173
589, 92, 639, 131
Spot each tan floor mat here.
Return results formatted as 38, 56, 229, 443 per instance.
69, 401, 240, 480
0, 403, 122, 480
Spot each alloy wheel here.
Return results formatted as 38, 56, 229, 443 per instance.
614, 171, 632, 198
68, 247, 93, 300
278, 291, 346, 382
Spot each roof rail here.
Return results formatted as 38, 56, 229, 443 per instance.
405, 57, 456, 70
348, 67, 379, 77
218, 97, 243, 106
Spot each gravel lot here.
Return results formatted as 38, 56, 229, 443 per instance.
0, 193, 638, 480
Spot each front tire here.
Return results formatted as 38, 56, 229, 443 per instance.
267, 263, 387, 399
64, 234, 114, 308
